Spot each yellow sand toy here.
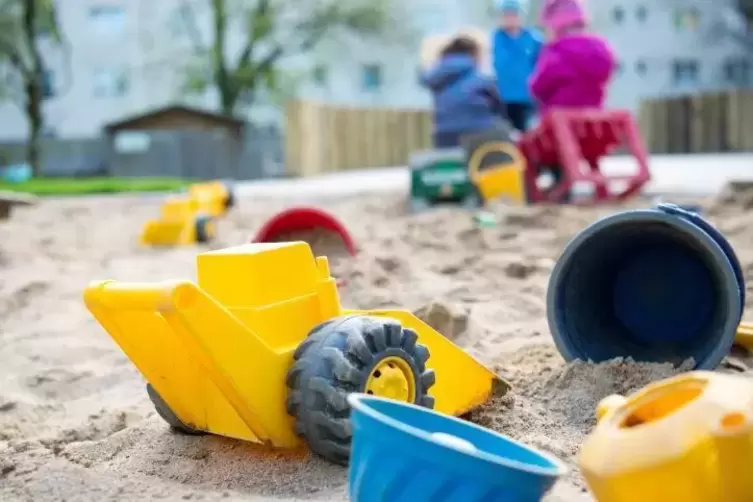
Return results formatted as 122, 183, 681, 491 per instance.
140, 181, 234, 246
580, 371, 753, 502
139, 196, 216, 246
83, 241, 507, 465
466, 136, 527, 205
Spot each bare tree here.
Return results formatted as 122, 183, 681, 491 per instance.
0, 0, 68, 176
176, 0, 413, 115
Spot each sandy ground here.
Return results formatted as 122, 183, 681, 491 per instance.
2, 187, 753, 501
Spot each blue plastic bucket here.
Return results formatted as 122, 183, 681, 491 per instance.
348, 394, 566, 502
547, 203, 744, 369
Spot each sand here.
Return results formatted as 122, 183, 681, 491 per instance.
2, 188, 753, 501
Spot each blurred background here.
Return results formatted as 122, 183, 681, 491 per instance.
0, 0, 752, 186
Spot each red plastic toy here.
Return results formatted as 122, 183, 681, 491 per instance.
518, 109, 651, 204
251, 206, 357, 256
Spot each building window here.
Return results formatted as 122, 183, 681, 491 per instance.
724, 58, 752, 86
312, 65, 328, 87
362, 64, 382, 91
674, 8, 699, 32
89, 5, 125, 37
672, 59, 700, 85
613, 7, 625, 23
93, 68, 129, 97
41, 69, 55, 99
636, 6, 647, 22
635, 60, 647, 76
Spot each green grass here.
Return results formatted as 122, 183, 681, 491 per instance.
0, 177, 195, 196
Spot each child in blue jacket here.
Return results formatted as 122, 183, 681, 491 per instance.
420, 36, 507, 149
492, 0, 542, 131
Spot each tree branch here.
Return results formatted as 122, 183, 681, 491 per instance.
235, 0, 271, 69
295, 5, 339, 53
0, 38, 30, 78
254, 45, 284, 74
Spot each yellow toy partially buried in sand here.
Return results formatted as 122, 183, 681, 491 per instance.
140, 180, 234, 246
83, 241, 507, 465
580, 371, 753, 502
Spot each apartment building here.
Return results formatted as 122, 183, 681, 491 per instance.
594, 0, 752, 109
0, 0, 750, 140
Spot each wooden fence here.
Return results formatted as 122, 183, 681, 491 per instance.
286, 92, 753, 176
285, 100, 432, 177
639, 91, 753, 154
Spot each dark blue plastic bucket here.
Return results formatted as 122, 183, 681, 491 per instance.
547, 203, 744, 370
348, 394, 566, 502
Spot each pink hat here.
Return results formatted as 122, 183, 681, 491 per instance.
540, 0, 587, 33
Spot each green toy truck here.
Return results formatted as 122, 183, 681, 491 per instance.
408, 148, 481, 212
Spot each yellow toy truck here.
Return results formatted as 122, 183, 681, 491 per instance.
139, 196, 216, 246
140, 181, 234, 246
83, 241, 507, 465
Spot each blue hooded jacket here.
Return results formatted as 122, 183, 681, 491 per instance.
420, 54, 505, 136
492, 27, 542, 104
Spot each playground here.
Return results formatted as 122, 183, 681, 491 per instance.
1, 168, 753, 501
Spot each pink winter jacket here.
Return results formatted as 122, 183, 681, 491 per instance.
528, 33, 616, 115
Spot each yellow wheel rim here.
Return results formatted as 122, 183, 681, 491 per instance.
364, 356, 416, 403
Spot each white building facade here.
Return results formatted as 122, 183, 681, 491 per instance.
0, 0, 750, 140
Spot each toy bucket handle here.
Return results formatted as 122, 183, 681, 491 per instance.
467, 141, 524, 183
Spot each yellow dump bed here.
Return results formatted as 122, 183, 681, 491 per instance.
84, 280, 301, 446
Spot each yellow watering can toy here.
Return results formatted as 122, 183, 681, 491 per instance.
580, 371, 753, 502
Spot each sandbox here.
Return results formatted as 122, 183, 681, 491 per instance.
1, 189, 752, 501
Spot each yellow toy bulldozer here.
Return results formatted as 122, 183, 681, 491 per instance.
139, 196, 216, 246
84, 241, 508, 465
140, 181, 234, 246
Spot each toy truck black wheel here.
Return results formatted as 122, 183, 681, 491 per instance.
146, 383, 206, 435
195, 215, 213, 243
285, 315, 436, 465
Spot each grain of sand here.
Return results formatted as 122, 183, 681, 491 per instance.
2, 188, 753, 501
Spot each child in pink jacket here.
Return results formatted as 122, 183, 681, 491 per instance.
528, 0, 616, 115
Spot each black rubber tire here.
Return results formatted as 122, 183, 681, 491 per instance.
285, 315, 436, 465
146, 383, 206, 435
195, 215, 212, 243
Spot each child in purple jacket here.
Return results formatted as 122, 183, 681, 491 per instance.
528, 0, 616, 115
